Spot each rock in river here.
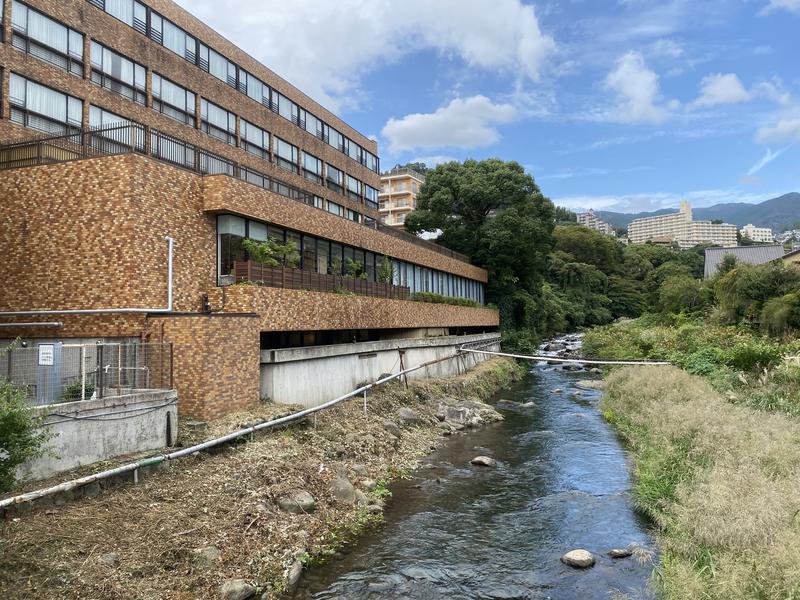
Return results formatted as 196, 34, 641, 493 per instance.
470, 456, 497, 467
278, 490, 316, 514
609, 548, 633, 558
561, 549, 595, 569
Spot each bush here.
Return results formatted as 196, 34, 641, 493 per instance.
0, 378, 50, 492
761, 292, 800, 337
61, 381, 96, 402
410, 292, 479, 308
722, 342, 783, 372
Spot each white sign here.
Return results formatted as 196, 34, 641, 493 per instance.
38, 344, 55, 366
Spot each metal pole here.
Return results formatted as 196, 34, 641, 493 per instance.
363, 390, 367, 416
80, 345, 86, 402
97, 344, 104, 400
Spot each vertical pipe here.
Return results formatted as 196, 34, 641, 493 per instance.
97, 344, 104, 400
169, 343, 174, 390
166, 237, 174, 311
80, 345, 86, 402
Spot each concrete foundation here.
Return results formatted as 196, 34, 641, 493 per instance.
260, 333, 501, 407
20, 390, 178, 481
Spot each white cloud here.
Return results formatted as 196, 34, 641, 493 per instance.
381, 96, 517, 153
603, 51, 673, 124
761, 0, 800, 15
693, 73, 751, 107
757, 118, 800, 143
754, 79, 792, 105
175, 0, 555, 112
650, 39, 684, 59
747, 147, 788, 176
410, 155, 458, 168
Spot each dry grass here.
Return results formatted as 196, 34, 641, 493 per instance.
0, 358, 522, 599
604, 365, 800, 600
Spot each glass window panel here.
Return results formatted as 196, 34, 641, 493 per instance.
106, 0, 134, 25
248, 221, 267, 242
330, 243, 343, 274
317, 240, 329, 275
217, 215, 246, 280
302, 236, 316, 272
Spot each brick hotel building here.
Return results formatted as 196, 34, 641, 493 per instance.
0, 0, 499, 419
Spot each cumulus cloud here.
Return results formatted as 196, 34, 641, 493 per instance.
382, 96, 517, 153
176, 0, 555, 112
603, 51, 673, 124
757, 118, 800, 143
693, 73, 751, 107
761, 0, 800, 15
747, 147, 788, 176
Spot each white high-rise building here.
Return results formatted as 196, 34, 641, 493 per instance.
577, 209, 614, 235
740, 224, 774, 243
628, 201, 737, 249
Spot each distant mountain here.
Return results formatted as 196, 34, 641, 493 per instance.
596, 193, 800, 232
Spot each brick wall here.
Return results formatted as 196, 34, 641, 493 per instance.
207, 286, 500, 331
146, 314, 260, 420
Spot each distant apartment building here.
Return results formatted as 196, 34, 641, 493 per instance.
379, 166, 426, 227
740, 224, 774, 243
576, 209, 614, 235
628, 201, 737, 249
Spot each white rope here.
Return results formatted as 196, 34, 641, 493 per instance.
459, 347, 671, 366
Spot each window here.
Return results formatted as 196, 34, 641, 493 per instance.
365, 151, 379, 172
302, 236, 316, 272
364, 185, 379, 210
327, 201, 344, 217
302, 152, 323, 184
326, 164, 344, 194
12, 2, 83, 76
241, 69, 269, 106
200, 99, 236, 145
198, 44, 237, 87
347, 209, 361, 223
304, 111, 323, 138
345, 138, 361, 164
317, 239, 330, 275
313, 196, 324, 209
274, 92, 297, 122
10, 73, 82, 134
217, 215, 246, 284
412, 182, 419, 193
149, 11, 196, 62
152, 73, 196, 125
346, 175, 361, 202
241, 119, 269, 159
325, 125, 344, 152
89, 0, 147, 32
90, 42, 146, 105
274, 137, 298, 171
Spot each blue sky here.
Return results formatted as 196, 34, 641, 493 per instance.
178, 0, 800, 213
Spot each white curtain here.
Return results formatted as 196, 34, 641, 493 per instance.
26, 79, 67, 123
163, 20, 185, 57
106, 0, 133, 26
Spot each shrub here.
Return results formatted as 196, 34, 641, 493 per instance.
761, 292, 800, 337
410, 292, 479, 308
722, 341, 783, 372
61, 381, 96, 402
0, 378, 50, 492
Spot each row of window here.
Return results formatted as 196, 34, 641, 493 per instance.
86, 0, 379, 173
217, 215, 485, 304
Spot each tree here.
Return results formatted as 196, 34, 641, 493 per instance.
659, 275, 707, 314
404, 159, 555, 346
554, 206, 577, 224
553, 225, 622, 274
242, 238, 300, 268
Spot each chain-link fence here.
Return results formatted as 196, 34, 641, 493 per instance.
0, 342, 173, 406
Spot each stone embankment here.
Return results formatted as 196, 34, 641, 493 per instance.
0, 357, 523, 600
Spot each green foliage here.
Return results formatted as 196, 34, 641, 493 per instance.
377, 255, 393, 284
410, 292, 479, 308
61, 380, 96, 402
761, 292, 800, 337
329, 256, 343, 276
242, 237, 300, 268
714, 262, 800, 325
554, 205, 577, 224
0, 376, 50, 492
344, 258, 367, 280
658, 275, 707, 314
553, 225, 622, 274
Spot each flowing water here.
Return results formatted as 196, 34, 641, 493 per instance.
298, 336, 655, 600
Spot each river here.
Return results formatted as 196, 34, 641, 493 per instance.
297, 336, 656, 599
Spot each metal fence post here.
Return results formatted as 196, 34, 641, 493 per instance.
169, 343, 174, 390
80, 345, 86, 402
97, 343, 104, 400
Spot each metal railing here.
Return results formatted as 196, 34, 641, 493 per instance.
0, 342, 173, 406
0, 122, 473, 265
381, 166, 427, 181
234, 262, 411, 300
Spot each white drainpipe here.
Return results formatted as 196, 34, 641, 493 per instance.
0, 237, 175, 317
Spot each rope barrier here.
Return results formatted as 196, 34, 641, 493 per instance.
459, 347, 671, 366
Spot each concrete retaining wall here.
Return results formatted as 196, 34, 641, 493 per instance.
260, 333, 501, 407
20, 390, 178, 481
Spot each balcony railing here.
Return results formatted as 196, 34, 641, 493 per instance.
234, 261, 411, 300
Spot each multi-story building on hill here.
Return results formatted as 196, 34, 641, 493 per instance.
0, 0, 499, 420
576, 209, 614, 235
740, 224, 774, 243
379, 166, 426, 227
628, 201, 737, 249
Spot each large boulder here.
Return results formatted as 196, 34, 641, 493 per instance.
561, 549, 595, 569
219, 579, 256, 600
383, 420, 402, 438
397, 407, 421, 425
277, 490, 316, 514
470, 456, 497, 467
330, 476, 357, 504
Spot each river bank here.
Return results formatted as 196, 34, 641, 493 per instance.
587, 319, 800, 599
0, 357, 524, 599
